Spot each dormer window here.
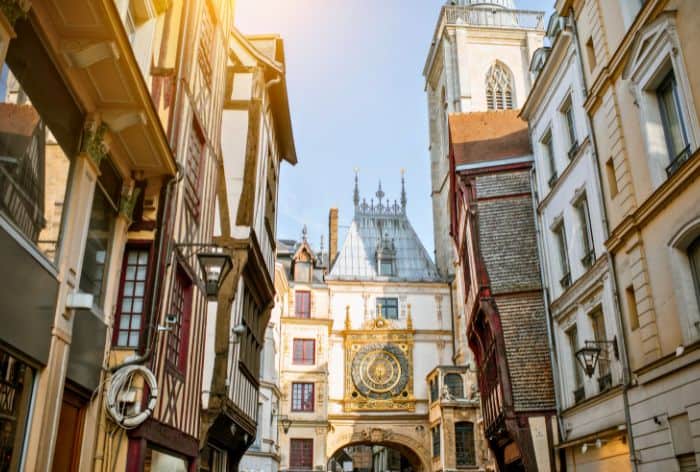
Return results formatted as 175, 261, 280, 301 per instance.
376, 232, 397, 277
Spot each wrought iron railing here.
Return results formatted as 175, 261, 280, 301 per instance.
442, 6, 545, 30
666, 145, 691, 176
573, 386, 586, 404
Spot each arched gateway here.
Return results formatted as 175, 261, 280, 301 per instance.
277, 177, 489, 472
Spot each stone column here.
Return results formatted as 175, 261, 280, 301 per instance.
24, 150, 99, 471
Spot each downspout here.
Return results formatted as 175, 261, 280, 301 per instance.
447, 274, 457, 366
109, 166, 183, 372
109, 0, 192, 372
568, 10, 638, 471
528, 166, 567, 451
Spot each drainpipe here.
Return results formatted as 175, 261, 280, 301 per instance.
568, 10, 638, 471
447, 274, 457, 366
109, 166, 183, 372
528, 166, 567, 455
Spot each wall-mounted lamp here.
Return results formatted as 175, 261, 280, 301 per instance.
175, 244, 233, 299
272, 414, 292, 434
575, 336, 619, 378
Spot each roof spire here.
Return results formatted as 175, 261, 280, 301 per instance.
400, 169, 407, 212
353, 168, 360, 207
301, 224, 308, 242
376, 180, 385, 206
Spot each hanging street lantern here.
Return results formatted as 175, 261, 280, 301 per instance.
196, 249, 233, 299
280, 416, 292, 434
575, 336, 619, 378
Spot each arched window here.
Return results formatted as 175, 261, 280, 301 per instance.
455, 422, 476, 466
485, 62, 514, 110
444, 373, 464, 398
689, 236, 700, 304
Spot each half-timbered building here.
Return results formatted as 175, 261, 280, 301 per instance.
200, 29, 297, 471
449, 111, 556, 471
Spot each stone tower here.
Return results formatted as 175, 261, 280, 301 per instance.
423, 0, 545, 278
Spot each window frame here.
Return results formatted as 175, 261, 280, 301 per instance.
289, 438, 313, 470
292, 338, 315, 366
552, 219, 571, 289
113, 243, 153, 349
444, 373, 464, 398
294, 290, 311, 318
455, 422, 476, 467
376, 297, 399, 320
560, 95, 578, 157
540, 128, 557, 189
184, 118, 205, 221
657, 71, 691, 173
574, 193, 595, 269
166, 265, 193, 374
432, 424, 441, 458
291, 382, 315, 412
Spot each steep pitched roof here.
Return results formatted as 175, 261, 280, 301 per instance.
328, 179, 440, 282
449, 110, 531, 167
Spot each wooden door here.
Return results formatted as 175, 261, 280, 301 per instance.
52, 385, 87, 471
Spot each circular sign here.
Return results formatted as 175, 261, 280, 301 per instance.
351, 344, 409, 399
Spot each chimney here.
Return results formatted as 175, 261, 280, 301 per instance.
329, 208, 339, 267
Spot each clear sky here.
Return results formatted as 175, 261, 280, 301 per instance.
235, 0, 553, 258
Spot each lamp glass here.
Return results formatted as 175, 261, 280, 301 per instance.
575, 344, 601, 378
197, 251, 232, 298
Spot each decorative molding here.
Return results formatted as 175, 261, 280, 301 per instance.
119, 186, 141, 222
81, 121, 109, 167
0, 0, 29, 25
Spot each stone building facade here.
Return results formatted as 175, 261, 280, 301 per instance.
520, 11, 631, 471
557, 0, 700, 470
449, 111, 556, 471
276, 178, 489, 472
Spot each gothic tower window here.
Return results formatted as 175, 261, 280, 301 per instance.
485, 62, 514, 110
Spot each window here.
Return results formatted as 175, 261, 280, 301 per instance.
239, 286, 263, 380
166, 267, 193, 372
0, 348, 35, 471
294, 260, 311, 283
541, 130, 557, 188
561, 96, 578, 157
444, 373, 464, 398
625, 285, 640, 331
575, 194, 595, 269
657, 71, 691, 175
432, 425, 441, 458
292, 339, 315, 365
184, 121, 205, 219
605, 158, 619, 197
585, 37, 597, 72
115, 246, 150, 347
291, 383, 314, 412
379, 259, 394, 276
553, 221, 571, 288
567, 325, 584, 403
0, 40, 79, 265
198, 0, 215, 89
590, 308, 611, 391
295, 291, 310, 318
289, 438, 313, 470
429, 378, 439, 403
689, 237, 700, 307
485, 62, 514, 110
455, 422, 475, 467
80, 158, 121, 308
376, 297, 399, 320
670, 414, 697, 472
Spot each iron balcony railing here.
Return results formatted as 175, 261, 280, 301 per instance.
441, 6, 545, 31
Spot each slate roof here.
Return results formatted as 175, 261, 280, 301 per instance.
449, 111, 531, 166
327, 179, 440, 282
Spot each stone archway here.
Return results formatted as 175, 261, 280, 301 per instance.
327, 427, 431, 472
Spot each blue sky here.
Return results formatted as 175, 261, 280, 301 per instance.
236, 0, 552, 258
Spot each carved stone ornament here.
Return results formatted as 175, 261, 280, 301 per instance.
0, 0, 30, 25
119, 186, 141, 222
82, 121, 109, 166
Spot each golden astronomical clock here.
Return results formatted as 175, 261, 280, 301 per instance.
343, 327, 415, 411
351, 344, 409, 399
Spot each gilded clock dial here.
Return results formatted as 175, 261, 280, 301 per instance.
351, 343, 409, 399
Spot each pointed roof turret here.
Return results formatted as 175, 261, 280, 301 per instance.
353, 168, 360, 208
400, 169, 407, 212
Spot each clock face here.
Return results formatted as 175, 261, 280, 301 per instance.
351, 343, 410, 399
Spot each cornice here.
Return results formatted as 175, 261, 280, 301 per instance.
281, 317, 333, 327
583, 0, 665, 114
549, 255, 610, 317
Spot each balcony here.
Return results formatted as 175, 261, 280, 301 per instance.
548, 172, 558, 189
666, 145, 691, 177
560, 271, 571, 289
567, 141, 580, 160
581, 250, 595, 269
597, 373, 612, 393
573, 386, 585, 404
441, 6, 545, 31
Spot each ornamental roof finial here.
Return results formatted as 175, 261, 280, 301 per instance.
353, 168, 360, 207
301, 224, 308, 242
376, 180, 385, 205
400, 169, 407, 211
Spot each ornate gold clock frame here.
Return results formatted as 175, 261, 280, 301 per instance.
343, 310, 416, 411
